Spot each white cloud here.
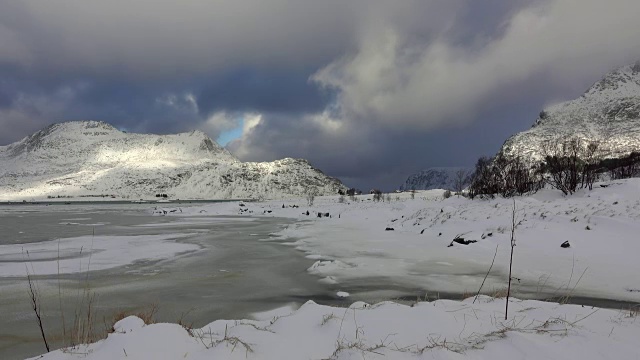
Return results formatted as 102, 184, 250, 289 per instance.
313, 0, 640, 130
198, 112, 242, 140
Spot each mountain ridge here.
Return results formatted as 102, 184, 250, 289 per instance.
500, 62, 640, 161
0, 120, 346, 200
400, 167, 472, 191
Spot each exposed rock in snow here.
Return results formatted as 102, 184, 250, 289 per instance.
400, 167, 472, 191
500, 61, 640, 161
0, 121, 346, 200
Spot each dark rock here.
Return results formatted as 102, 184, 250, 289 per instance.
324, 213, 330, 217
561, 240, 571, 248
449, 236, 477, 246
420, 229, 425, 234
317, 212, 322, 218
385, 227, 394, 231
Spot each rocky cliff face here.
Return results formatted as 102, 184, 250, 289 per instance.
0, 121, 346, 200
500, 62, 640, 161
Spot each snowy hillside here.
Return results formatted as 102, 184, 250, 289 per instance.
400, 167, 472, 191
501, 62, 640, 160
0, 121, 346, 200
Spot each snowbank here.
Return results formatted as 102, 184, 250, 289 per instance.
31, 297, 640, 359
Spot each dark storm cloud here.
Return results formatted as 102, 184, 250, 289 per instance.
2, 0, 640, 190
226, 78, 553, 191
0, 88, 12, 109
197, 69, 332, 116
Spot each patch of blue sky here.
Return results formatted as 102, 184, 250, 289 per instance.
216, 118, 244, 146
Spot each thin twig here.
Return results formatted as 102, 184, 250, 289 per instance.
474, 245, 499, 304
506, 199, 516, 320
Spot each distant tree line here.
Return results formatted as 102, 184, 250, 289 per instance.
469, 137, 640, 199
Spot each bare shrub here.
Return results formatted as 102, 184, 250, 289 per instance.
540, 137, 602, 195
306, 189, 318, 206
371, 189, 383, 202
454, 169, 471, 196
469, 155, 543, 199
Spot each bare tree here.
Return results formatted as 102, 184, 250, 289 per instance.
306, 189, 318, 206
454, 169, 470, 196
580, 142, 602, 190
505, 199, 517, 320
541, 137, 602, 195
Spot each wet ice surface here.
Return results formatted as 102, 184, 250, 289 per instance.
0, 204, 340, 360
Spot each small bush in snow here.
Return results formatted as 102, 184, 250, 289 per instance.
443, 190, 452, 199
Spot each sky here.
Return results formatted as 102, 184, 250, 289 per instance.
1, 0, 640, 191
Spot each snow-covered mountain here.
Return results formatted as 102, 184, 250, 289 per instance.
0, 121, 346, 200
500, 62, 640, 161
400, 167, 472, 191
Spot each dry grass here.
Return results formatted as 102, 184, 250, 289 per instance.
177, 308, 196, 336
106, 303, 159, 333
321, 313, 338, 326
491, 288, 509, 299
194, 324, 253, 356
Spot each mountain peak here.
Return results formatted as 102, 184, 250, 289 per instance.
583, 61, 640, 97
500, 61, 640, 161
0, 121, 346, 200
47, 120, 119, 133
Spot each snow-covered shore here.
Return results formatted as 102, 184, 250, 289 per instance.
167, 179, 640, 303
26, 179, 640, 359
32, 296, 640, 360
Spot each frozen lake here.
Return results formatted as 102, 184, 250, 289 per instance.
0, 204, 340, 360
2, 201, 637, 359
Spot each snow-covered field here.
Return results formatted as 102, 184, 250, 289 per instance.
27, 179, 640, 359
